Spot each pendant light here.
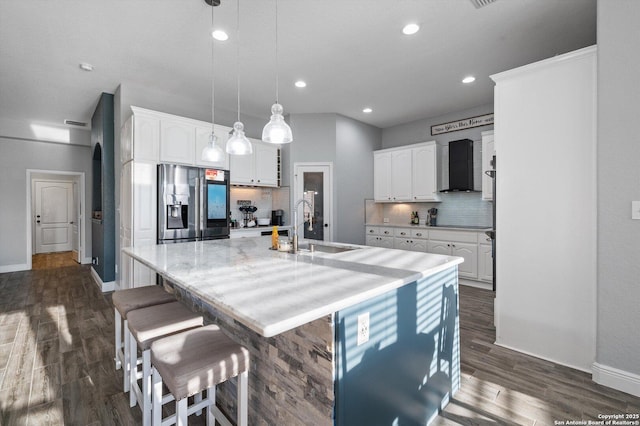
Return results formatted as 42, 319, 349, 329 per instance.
226, 0, 253, 155
262, 0, 293, 144
201, 0, 225, 162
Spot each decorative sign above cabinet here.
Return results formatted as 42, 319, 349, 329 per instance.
431, 113, 494, 135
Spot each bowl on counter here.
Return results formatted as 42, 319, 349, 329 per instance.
257, 218, 271, 226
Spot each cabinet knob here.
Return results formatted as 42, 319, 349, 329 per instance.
416, 233, 422, 237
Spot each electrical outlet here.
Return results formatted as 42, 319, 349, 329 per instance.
383, 217, 389, 223
357, 312, 370, 346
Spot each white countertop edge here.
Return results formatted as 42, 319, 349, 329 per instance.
122, 243, 463, 337
365, 223, 492, 231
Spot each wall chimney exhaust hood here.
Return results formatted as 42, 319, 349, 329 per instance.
440, 139, 477, 192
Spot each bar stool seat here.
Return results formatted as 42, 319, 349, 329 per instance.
127, 301, 204, 426
112, 286, 175, 393
151, 324, 250, 426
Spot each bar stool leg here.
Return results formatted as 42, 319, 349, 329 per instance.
142, 349, 152, 426
152, 367, 163, 426
123, 319, 130, 392
115, 310, 122, 369
176, 398, 189, 426
129, 330, 138, 408
238, 371, 248, 426
206, 385, 216, 426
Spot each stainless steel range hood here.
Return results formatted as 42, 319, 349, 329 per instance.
440, 139, 477, 192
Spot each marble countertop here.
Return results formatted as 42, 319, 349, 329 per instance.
122, 237, 462, 337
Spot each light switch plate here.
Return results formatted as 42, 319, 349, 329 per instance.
632, 201, 640, 220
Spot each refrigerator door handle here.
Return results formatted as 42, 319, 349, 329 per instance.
195, 176, 202, 239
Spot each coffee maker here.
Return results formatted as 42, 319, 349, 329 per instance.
271, 209, 284, 226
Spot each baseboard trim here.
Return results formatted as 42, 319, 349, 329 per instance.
0, 263, 29, 273
494, 340, 593, 374
592, 362, 640, 397
459, 278, 492, 290
90, 267, 115, 293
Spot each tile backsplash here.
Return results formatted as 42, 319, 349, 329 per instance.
366, 192, 492, 228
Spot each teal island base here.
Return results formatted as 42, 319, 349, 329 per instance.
164, 266, 459, 425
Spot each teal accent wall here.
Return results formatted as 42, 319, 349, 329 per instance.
335, 267, 460, 425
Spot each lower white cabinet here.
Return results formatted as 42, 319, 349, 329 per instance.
393, 228, 427, 252
365, 226, 394, 248
478, 242, 493, 283
427, 240, 478, 279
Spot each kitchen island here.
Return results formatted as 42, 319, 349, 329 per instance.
123, 237, 462, 425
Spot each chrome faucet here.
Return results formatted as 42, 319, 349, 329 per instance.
292, 198, 313, 253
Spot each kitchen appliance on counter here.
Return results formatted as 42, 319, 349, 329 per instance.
239, 205, 258, 227
271, 209, 284, 226
158, 164, 230, 243
427, 208, 438, 226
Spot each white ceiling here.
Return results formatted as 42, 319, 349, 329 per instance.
0, 0, 596, 132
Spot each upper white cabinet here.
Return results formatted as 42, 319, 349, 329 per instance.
373, 152, 392, 201
374, 141, 440, 203
121, 108, 160, 164
230, 139, 279, 187
411, 142, 441, 202
159, 118, 196, 165
481, 131, 495, 201
194, 124, 231, 170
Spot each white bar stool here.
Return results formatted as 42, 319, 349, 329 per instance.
127, 301, 204, 426
112, 286, 175, 392
150, 324, 250, 426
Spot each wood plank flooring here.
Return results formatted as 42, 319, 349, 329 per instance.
0, 256, 639, 425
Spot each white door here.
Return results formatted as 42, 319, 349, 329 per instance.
34, 181, 73, 253
293, 163, 333, 242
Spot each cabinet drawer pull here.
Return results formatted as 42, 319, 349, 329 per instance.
416, 233, 422, 237
400, 232, 406, 236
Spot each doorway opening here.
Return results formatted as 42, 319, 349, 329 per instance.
26, 169, 86, 270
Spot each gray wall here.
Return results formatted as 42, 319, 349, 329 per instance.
0, 136, 92, 269
596, 0, 640, 378
336, 115, 382, 244
287, 113, 381, 245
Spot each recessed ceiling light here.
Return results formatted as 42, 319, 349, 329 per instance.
462, 76, 476, 84
294, 80, 306, 88
79, 63, 94, 72
402, 23, 420, 35
363, 108, 373, 113
212, 30, 228, 41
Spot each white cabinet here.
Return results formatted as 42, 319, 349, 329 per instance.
159, 118, 195, 165
194, 124, 231, 170
119, 160, 157, 289
478, 241, 493, 283
393, 227, 427, 252
121, 108, 160, 164
426, 229, 478, 280
373, 152, 392, 201
230, 139, 279, 187
373, 149, 411, 202
365, 226, 394, 248
481, 131, 495, 201
374, 141, 440, 203
411, 143, 441, 201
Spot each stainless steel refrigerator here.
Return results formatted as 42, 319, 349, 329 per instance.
157, 164, 230, 243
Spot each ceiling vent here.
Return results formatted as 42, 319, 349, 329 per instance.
64, 119, 87, 127
470, 0, 497, 8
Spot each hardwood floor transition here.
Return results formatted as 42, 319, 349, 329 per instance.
0, 256, 638, 425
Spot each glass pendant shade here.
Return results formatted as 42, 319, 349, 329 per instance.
262, 103, 293, 144
226, 121, 253, 155
201, 132, 224, 162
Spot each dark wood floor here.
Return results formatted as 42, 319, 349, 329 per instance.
0, 257, 638, 425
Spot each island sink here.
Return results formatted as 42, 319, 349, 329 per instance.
296, 242, 360, 254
